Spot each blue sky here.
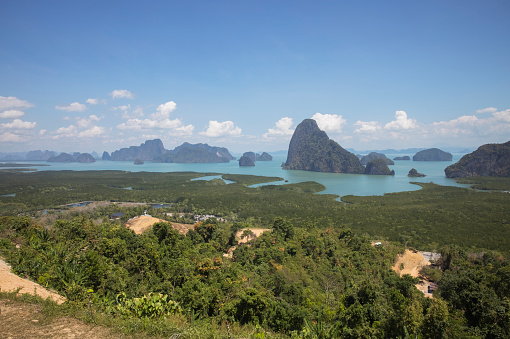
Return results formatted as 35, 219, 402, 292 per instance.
1, 0, 509, 153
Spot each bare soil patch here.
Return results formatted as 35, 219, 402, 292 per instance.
125, 216, 194, 235
392, 249, 435, 298
0, 299, 126, 339
0, 257, 65, 305
235, 228, 271, 244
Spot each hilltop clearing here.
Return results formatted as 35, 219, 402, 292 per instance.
125, 215, 193, 235
392, 249, 437, 298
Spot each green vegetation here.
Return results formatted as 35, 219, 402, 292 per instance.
1, 170, 510, 337
455, 176, 510, 191
1, 171, 509, 254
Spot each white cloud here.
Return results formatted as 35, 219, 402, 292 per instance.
39, 129, 47, 135
476, 107, 497, 114
77, 115, 101, 128
111, 89, 134, 99
0, 110, 24, 119
200, 120, 242, 137
0, 119, 36, 129
78, 126, 106, 138
55, 125, 78, 136
263, 117, 294, 138
86, 98, 98, 105
354, 121, 381, 133
384, 110, 416, 130
0, 96, 34, 111
312, 113, 346, 132
492, 109, 510, 122
0, 131, 23, 142
154, 101, 177, 117
55, 102, 87, 112
116, 100, 193, 136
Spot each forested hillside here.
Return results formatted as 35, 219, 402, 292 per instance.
0, 171, 509, 337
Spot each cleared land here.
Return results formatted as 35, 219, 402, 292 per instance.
125, 215, 194, 235
392, 249, 435, 298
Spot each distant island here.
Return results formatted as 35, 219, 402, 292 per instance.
408, 168, 426, 177
365, 159, 395, 175
237, 151, 273, 167
360, 152, 394, 166
47, 152, 96, 163
239, 155, 255, 167
282, 119, 394, 175
445, 140, 510, 178
107, 139, 235, 163
413, 148, 452, 161
394, 156, 411, 161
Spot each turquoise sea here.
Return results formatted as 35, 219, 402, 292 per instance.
3, 154, 470, 198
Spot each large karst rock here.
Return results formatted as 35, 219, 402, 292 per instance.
102, 151, 111, 161
282, 119, 365, 173
413, 148, 452, 161
444, 141, 510, 178
360, 152, 394, 166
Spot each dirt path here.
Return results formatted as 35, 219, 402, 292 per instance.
125, 215, 194, 235
0, 257, 65, 305
0, 299, 128, 339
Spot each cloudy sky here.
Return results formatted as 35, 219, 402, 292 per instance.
1, 0, 509, 153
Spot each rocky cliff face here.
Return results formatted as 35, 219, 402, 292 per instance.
365, 159, 395, 175
283, 119, 365, 173
413, 148, 452, 161
444, 141, 510, 178
360, 152, 394, 166
102, 151, 111, 161
110, 139, 166, 161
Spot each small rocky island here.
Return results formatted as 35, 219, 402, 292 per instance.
365, 159, 395, 175
239, 155, 255, 167
283, 119, 365, 174
134, 158, 144, 165
445, 141, 510, 178
394, 156, 411, 161
408, 168, 426, 177
413, 148, 452, 161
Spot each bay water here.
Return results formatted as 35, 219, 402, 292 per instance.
3, 154, 470, 198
